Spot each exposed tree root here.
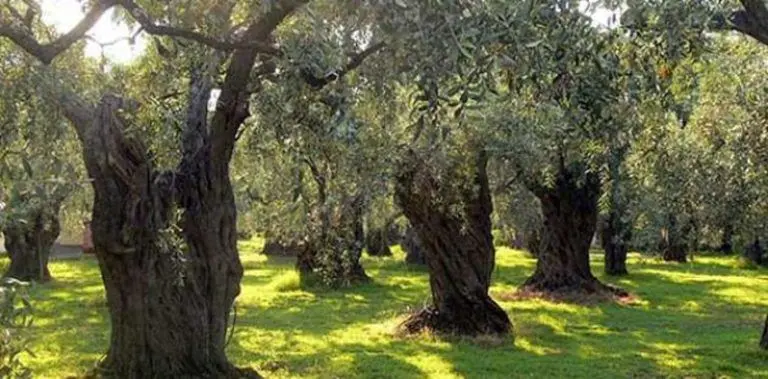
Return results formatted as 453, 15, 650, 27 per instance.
398, 304, 511, 337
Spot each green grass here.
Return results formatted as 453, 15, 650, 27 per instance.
3, 243, 768, 378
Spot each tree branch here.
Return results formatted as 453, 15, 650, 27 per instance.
710, 0, 768, 47
0, 0, 116, 64
301, 41, 387, 89
116, 0, 281, 55
209, 0, 310, 166
0, 0, 284, 65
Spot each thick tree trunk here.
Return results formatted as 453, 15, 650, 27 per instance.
522, 168, 622, 295
395, 152, 511, 336
601, 211, 630, 276
402, 226, 426, 265
3, 205, 61, 282
760, 314, 768, 349
80, 96, 252, 378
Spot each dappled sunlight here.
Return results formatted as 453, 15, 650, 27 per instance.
2, 246, 767, 377
514, 337, 562, 355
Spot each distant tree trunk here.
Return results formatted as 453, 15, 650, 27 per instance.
262, 238, 304, 256
395, 151, 511, 336
661, 214, 688, 263
746, 238, 764, 266
602, 212, 631, 276
297, 194, 368, 286
3, 203, 62, 282
719, 223, 734, 254
524, 226, 542, 257
366, 226, 392, 256
522, 166, 622, 295
402, 226, 426, 265
760, 314, 768, 349
602, 147, 631, 276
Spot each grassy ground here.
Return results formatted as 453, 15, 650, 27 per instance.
3, 241, 768, 378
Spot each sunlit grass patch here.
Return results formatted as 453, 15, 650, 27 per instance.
0, 241, 766, 378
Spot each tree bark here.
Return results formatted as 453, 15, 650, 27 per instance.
760, 314, 768, 350
76, 96, 253, 377
601, 212, 630, 276
402, 226, 426, 265
296, 195, 368, 287
3, 204, 62, 282
522, 167, 622, 295
395, 151, 511, 336
660, 214, 688, 263
0, 1, 310, 375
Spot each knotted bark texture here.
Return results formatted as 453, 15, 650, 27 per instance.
81, 96, 251, 378
522, 167, 626, 297
395, 151, 511, 337
3, 201, 62, 282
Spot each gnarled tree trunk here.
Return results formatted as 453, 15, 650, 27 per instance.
522, 167, 621, 295
3, 203, 62, 282
395, 151, 511, 336
81, 96, 251, 377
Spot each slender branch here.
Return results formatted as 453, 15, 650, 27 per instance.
116, 0, 280, 54
0, 0, 284, 65
301, 41, 387, 89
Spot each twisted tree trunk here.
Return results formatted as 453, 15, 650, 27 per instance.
3, 203, 62, 282
79, 96, 251, 377
395, 151, 511, 336
522, 167, 622, 295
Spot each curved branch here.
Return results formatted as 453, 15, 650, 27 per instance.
116, 0, 281, 54
301, 41, 387, 89
0, 0, 284, 65
0, 0, 116, 64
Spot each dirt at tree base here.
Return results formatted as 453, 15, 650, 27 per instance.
502, 280, 636, 306
397, 305, 512, 338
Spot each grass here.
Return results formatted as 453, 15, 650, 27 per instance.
2, 242, 768, 378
